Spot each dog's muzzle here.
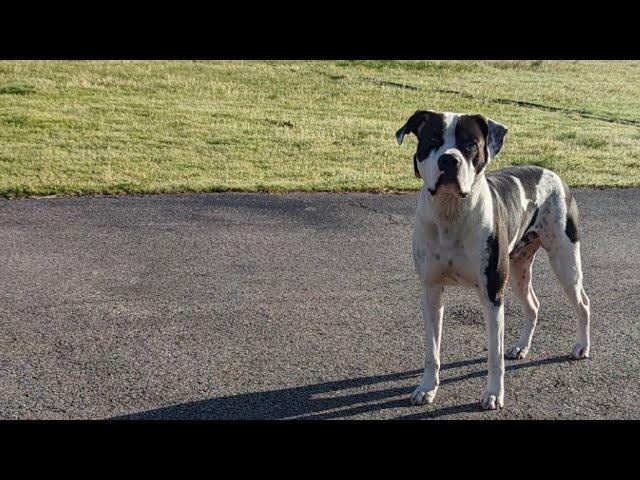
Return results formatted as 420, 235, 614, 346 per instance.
427, 154, 466, 197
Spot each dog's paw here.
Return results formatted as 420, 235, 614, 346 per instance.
410, 386, 437, 406
569, 342, 590, 360
480, 388, 504, 411
505, 345, 529, 360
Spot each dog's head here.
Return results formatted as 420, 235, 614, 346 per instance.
396, 110, 507, 198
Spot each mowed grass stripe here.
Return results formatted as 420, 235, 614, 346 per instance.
1, 60, 639, 198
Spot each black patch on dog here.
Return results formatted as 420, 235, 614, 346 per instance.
414, 112, 445, 162
562, 180, 580, 243
489, 165, 544, 201
525, 207, 539, 232
398, 111, 445, 178
455, 115, 488, 173
485, 234, 505, 306
485, 186, 511, 306
413, 154, 421, 178
565, 215, 578, 243
397, 111, 428, 139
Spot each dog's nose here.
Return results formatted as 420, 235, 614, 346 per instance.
438, 154, 460, 173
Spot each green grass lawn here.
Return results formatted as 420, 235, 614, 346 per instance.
1, 60, 639, 198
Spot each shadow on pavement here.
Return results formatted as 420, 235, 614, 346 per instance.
113, 355, 568, 420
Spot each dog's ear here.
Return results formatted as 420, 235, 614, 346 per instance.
395, 110, 429, 145
484, 116, 508, 160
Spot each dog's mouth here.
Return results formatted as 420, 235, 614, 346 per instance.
428, 176, 468, 198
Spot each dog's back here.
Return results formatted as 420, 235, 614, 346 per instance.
487, 165, 581, 254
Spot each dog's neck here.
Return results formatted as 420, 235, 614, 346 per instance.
419, 173, 489, 225
430, 193, 465, 222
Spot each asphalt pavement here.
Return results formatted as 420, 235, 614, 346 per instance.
0, 189, 638, 419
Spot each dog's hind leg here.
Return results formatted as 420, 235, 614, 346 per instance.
505, 232, 542, 360
546, 238, 591, 359
535, 183, 591, 359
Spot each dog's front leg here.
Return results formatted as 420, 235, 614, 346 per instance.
477, 231, 508, 410
479, 298, 505, 410
410, 283, 444, 406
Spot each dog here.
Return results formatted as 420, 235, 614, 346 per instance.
396, 110, 591, 410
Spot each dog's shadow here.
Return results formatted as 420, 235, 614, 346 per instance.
112, 355, 569, 420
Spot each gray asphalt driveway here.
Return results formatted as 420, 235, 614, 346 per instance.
0, 189, 638, 419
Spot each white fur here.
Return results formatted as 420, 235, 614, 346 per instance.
408, 112, 591, 411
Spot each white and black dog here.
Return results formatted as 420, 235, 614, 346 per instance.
396, 110, 591, 410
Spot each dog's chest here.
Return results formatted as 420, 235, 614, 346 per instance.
413, 221, 478, 287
